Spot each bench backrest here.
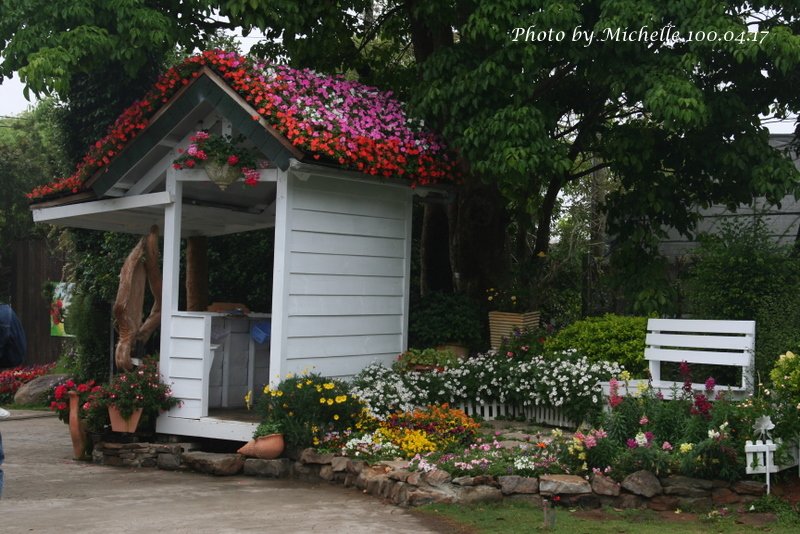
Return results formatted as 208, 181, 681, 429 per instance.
645, 318, 755, 396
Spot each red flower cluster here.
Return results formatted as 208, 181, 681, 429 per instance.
28, 50, 458, 202
0, 364, 55, 403
49, 378, 102, 423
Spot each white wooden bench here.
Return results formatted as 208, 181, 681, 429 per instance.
602, 318, 756, 400
646, 318, 755, 399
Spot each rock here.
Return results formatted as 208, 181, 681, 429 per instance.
406, 488, 454, 506
732, 480, 766, 496
663, 485, 709, 498
648, 495, 679, 511
616, 494, 644, 509
319, 464, 334, 481
299, 449, 335, 465
181, 452, 244, 476
591, 474, 620, 496
676, 496, 712, 511
388, 469, 411, 482
502, 432, 535, 441
621, 470, 662, 498
567, 493, 602, 509
506, 494, 543, 507
539, 474, 591, 495
456, 485, 503, 504
406, 472, 423, 486
346, 460, 367, 474
377, 460, 410, 471
451, 475, 497, 487
498, 475, 539, 495
365, 474, 390, 496
660, 475, 713, 490
157, 453, 182, 470
712, 487, 740, 505
14, 374, 69, 405
243, 458, 292, 478
330, 456, 350, 472
423, 468, 452, 487
390, 482, 409, 505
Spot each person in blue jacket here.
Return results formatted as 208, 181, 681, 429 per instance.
0, 303, 27, 499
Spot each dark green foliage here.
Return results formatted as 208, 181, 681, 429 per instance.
409, 292, 483, 350
207, 229, 274, 312
545, 314, 648, 374
686, 219, 800, 379
686, 219, 798, 321
67, 291, 110, 382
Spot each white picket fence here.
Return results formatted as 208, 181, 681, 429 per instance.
456, 401, 573, 428
745, 439, 800, 494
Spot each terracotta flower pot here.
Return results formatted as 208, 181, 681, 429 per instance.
237, 434, 285, 459
108, 405, 144, 433
67, 391, 89, 460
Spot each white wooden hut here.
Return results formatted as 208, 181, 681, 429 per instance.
28, 56, 451, 442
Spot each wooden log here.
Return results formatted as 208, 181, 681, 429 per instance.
113, 238, 147, 370
137, 225, 162, 342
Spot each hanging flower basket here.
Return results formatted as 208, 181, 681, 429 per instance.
488, 311, 541, 349
108, 405, 144, 433
204, 161, 241, 190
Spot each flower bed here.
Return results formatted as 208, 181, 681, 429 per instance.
0, 363, 55, 403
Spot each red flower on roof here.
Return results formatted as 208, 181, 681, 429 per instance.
28, 50, 458, 201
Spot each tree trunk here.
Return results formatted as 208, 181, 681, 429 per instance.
185, 236, 209, 312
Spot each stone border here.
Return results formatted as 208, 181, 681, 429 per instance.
91, 442, 766, 509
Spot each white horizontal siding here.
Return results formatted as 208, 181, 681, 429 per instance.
284, 353, 398, 379
288, 295, 404, 316
286, 315, 402, 337
289, 252, 405, 276
291, 231, 405, 258
278, 172, 411, 380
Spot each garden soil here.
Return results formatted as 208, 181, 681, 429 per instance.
0, 411, 444, 534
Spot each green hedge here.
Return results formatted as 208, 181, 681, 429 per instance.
545, 314, 647, 375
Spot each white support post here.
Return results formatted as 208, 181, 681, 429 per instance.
158, 169, 183, 382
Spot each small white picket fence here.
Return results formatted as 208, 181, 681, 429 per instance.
745, 439, 800, 494
455, 401, 573, 428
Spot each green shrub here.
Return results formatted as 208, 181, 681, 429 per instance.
68, 291, 111, 382
685, 219, 798, 322
393, 348, 460, 372
684, 219, 800, 379
409, 292, 483, 349
544, 314, 647, 375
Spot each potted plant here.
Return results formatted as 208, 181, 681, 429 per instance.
408, 292, 482, 356
237, 420, 285, 459
92, 357, 180, 433
172, 130, 265, 190
49, 378, 104, 459
485, 287, 540, 349
393, 348, 460, 373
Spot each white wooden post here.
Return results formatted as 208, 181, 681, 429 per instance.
268, 168, 290, 385
159, 169, 183, 381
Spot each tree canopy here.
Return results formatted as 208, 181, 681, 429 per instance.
3, 0, 800, 306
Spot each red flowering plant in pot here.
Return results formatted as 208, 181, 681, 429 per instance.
172, 130, 265, 190
91, 357, 180, 433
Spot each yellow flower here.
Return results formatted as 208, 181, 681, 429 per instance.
620, 370, 632, 381
578, 452, 587, 461
296, 382, 303, 389
313, 437, 320, 445
319, 398, 327, 404
288, 411, 294, 416
636, 381, 648, 396
333, 414, 340, 420
305, 379, 313, 385
315, 385, 322, 392
244, 390, 252, 410
323, 383, 335, 390
335, 395, 347, 403
285, 373, 294, 379
327, 399, 334, 406
276, 390, 284, 397
679, 443, 693, 454
263, 385, 271, 394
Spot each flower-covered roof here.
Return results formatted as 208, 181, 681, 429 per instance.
28, 50, 458, 202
